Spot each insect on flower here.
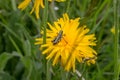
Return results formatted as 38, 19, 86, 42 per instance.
52, 30, 63, 45
35, 13, 97, 72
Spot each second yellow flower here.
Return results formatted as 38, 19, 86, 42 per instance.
18, 0, 66, 19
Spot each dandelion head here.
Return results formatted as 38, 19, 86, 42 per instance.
35, 13, 97, 72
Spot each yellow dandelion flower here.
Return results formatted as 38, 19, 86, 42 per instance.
35, 13, 97, 72
18, 0, 66, 19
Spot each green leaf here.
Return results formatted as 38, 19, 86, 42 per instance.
21, 57, 33, 80
0, 52, 14, 71
0, 71, 15, 80
8, 36, 23, 57
23, 40, 31, 56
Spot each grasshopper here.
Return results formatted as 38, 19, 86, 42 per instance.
52, 30, 63, 45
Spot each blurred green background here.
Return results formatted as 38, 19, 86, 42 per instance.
0, 0, 119, 80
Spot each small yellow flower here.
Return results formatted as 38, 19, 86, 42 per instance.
110, 26, 115, 34
18, 0, 66, 19
35, 13, 97, 72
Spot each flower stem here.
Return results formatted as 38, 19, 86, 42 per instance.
43, 0, 48, 44
43, 0, 51, 80
113, 0, 120, 80
46, 60, 51, 80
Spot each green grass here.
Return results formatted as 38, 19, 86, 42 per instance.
0, 0, 119, 80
